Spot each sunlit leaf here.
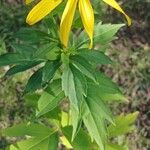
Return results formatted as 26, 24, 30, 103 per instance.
108, 112, 139, 137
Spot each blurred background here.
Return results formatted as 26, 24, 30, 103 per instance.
0, 0, 149, 150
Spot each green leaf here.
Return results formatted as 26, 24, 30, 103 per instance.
15, 28, 50, 43
5, 61, 41, 76
62, 65, 78, 109
12, 44, 37, 59
46, 47, 61, 61
61, 57, 88, 139
37, 79, 65, 117
42, 60, 61, 84
108, 112, 139, 137
76, 23, 124, 48
9, 145, 19, 150
24, 69, 43, 94
2, 123, 53, 137
78, 49, 112, 65
61, 65, 80, 138
62, 126, 95, 150
24, 93, 40, 108
70, 55, 96, 82
70, 64, 87, 98
94, 23, 125, 45
4, 123, 59, 149
0, 53, 30, 67
106, 143, 128, 150
82, 82, 114, 150
14, 132, 58, 150
95, 72, 127, 102
34, 43, 58, 59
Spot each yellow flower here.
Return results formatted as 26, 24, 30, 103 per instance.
26, 0, 131, 48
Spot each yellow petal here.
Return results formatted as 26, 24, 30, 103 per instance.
79, 0, 94, 48
103, 0, 131, 26
25, 0, 33, 5
60, 0, 78, 47
26, 0, 62, 25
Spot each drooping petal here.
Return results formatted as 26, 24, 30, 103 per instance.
79, 0, 94, 48
102, 0, 131, 26
26, 0, 62, 25
60, 0, 78, 47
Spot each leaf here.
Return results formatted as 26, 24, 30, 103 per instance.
106, 143, 128, 150
24, 93, 40, 108
62, 126, 94, 150
0, 53, 29, 67
37, 79, 65, 117
14, 132, 58, 150
82, 82, 114, 150
76, 23, 124, 48
62, 65, 78, 109
70, 55, 96, 82
3, 123, 59, 150
78, 49, 112, 65
108, 112, 139, 137
62, 58, 88, 139
34, 43, 58, 59
15, 28, 50, 43
94, 23, 125, 45
70, 64, 87, 98
61, 111, 69, 127
61, 64, 80, 139
2, 123, 53, 137
24, 69, 43, 94
95, 72, 127, 102
12, 43, 37, 59
42, 60, 61, 84
9, 145, 19, 150
5, 61, 41, 76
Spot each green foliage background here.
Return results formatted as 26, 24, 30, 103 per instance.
0, 0, 149, 150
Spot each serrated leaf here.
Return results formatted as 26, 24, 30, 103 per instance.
108, 112, 139, 137
62, 65, 79, 139
5, 61, 41, 76
42, 60, 61, 84
95, 72, 127, 102
82, 82, 114, 150
37, 79, 65, 117
24, 69, 43, 94
70, 64, 87, 98
70, 55, 96, 82
94, 23, 125, 45
76, 23, 124, 48
62, 65, 78, 109
62, 60, 87, 139
78, 49, 112, 65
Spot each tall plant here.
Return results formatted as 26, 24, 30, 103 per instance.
1, 0, 138, 149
